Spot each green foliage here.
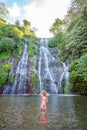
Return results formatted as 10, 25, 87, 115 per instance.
0, 63, 12, 87
77, 54, 87, 83
0, 29, 3, 35
12, 26, 24, 41
0, 23, 24, 57
0, 17, 6, 24
17, 42, 24, 58
69, 55, 87, 94
48, 38, 58, 48
66, 21, 87, 60
50, 18, 64, 34
2, 25, 23, 41
17, 76, 20, 83
0, 37, 16, 53
0, 52, 10, 61
48, 33, 66, 48
66, 18, 79, 32
0, 24, 24, 41
23, 19, 31, 27
22, 19, 35, 36
9, 73, 15, 85
31, 73, 39, 87
28, 43, 37, 56
0, 3, 37, 93
27, 36, 38, 57
66, 0, 87, 24
49, 0, 87, 94
70, 70, 79, 84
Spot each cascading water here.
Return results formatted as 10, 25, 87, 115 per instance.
3, 39, 70, 95
3, 67, 13, 94
12, 43, 29, 94
60, 62, 70, 92
63, 63, 69, 84
3, 42, 30, 94
38, 39, 64, 94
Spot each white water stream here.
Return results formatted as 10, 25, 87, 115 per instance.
12, 43, 29, 94
38, 39, 66, 94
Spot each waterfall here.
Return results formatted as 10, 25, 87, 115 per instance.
60, 62, 70, 92
38, 39, 64, 94
11, 43, 29, 94
3, 68, 13, 94
63, 63, 69, 83
3, 39, 70, 95
3, 42, 29, 94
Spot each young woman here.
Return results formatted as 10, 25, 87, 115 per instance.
41, 90, 49, 111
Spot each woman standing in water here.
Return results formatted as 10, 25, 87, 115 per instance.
41, 90, 49, 111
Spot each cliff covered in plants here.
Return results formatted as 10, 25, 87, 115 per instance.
0, 2, 39, 94
49, 0, 87, 95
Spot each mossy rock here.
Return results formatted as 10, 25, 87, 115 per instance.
9, 73, 15, 85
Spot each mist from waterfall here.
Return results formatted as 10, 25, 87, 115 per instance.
38, 39, 64, 94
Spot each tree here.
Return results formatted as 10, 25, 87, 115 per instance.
50, 18, 64, 34
0, 37, 16, 53
0, 17, 6, 24
15, 19, 20, 26
66, 0, 87, 21
0, 2, 9, 19
23, 19, 31, 27
22, 19, 35, 36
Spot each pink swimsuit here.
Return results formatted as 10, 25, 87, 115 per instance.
41, 96, 47, 110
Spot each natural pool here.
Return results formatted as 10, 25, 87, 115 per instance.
0, 94, 87, 130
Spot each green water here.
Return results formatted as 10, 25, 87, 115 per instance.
0, 94, 87, 130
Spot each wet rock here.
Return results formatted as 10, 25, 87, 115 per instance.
0, 86, 4, 94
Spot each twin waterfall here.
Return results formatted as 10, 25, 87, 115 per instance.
3, 39, 69, 94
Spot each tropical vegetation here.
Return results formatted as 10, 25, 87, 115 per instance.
49, 0, 87, 94
0, 0, 87, 95
0, 2, 38, 91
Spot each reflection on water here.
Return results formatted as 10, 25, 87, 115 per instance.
41, 111, 48, 130
0, 95, 87, 130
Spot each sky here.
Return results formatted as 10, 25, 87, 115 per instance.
0, 0, 71, 38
